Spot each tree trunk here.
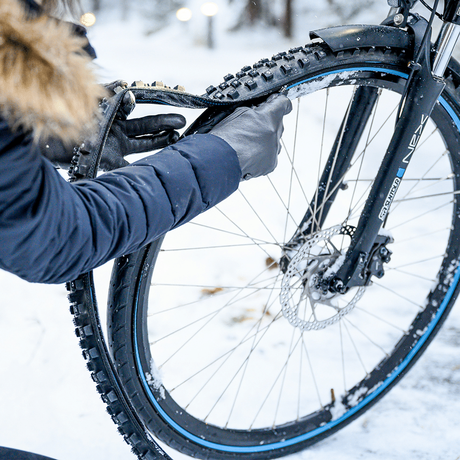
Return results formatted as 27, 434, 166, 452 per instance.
246, 0, 262, 24
283, 0, 293, 38
92, 0, 101, 12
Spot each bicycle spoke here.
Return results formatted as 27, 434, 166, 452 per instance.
301, 335, 323, 409
225, 280, 282, 427
189, 221, 274, 244
265, 175, 300, 229
343, 317, 390, 357
390, 253, 444, 269
372, 281, 423, 309
250, 334, 303, 429
150, 283, 282, 291
149, 260, 282, 318
339, 320, 347, 392
300, 102, 399, 234
160, 242, 278, 252
192, 287, 285, 423
392, 227, 450, 244
154, 279, 279, 355
283, 99, 302, 242
297, 333, 304, 420
343, 320, 368, 376
172, 309, 284, 394
387, 267, 436, 282
238, 189, 281, 245
388, 200, 453, 230
393, 189, 459, 202
273, 327, 297, 427
151, 262, 281, 345
355, 306, 408, 333
202, 312, 285, 423
280, 138, 313, 210
215, 207, 277, 260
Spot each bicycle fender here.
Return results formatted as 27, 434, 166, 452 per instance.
310, 25, 413, 52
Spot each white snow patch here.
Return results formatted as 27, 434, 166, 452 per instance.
286, 71, 361, 100
324, 251, 346, 278
347, 386, 368, 408
377, 227, 394, 239
146, 358, 165, 399
416, 326, 428, 337
330, 398, 347, 420
368, 381, 384, 394
444, 256, 460, 286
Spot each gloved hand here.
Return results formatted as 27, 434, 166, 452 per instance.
100, 113, 186, 170
209, 93, 292, 180
41, 80, 186, 171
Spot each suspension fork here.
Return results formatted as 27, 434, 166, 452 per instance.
332, 16, 460, 292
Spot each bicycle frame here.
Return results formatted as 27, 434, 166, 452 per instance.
283, 0, 460, 293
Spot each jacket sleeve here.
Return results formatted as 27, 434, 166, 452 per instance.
0, 120, 241, 284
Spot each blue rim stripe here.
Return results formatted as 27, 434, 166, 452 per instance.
133, 66, 460, 453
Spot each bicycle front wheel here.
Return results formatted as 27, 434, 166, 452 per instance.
108, 43, 460, 459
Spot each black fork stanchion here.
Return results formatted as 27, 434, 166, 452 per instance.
333, 17, 447, 291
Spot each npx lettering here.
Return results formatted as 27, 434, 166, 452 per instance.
403, 113, 429, 164
378, 113, 429, 221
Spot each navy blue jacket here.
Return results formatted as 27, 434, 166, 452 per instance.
0, 120, 241, 283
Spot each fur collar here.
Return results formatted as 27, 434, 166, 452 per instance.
0, 0, 106, 143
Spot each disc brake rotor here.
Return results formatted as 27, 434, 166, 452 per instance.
280, 226, 365, 331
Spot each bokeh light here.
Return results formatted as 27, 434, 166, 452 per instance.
201, 2, 219, 17
176, 7, 192, 22
80, 12, 96, 27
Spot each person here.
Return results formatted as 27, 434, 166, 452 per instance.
0, 0, 291, 457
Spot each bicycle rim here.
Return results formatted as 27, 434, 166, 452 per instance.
109, 53, 460, 458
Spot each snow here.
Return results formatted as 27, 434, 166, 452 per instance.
286, 71, 361, 100
146, 359, 166, 399
1, 3, 460, 460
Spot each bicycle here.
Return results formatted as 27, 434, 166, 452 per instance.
67, 0, 460, 458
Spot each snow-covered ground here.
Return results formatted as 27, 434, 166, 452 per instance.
1, 3, 460, 460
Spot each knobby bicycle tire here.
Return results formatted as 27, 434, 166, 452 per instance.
71, 40, 460, 459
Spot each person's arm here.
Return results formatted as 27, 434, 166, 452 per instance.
0, 120, 240, 284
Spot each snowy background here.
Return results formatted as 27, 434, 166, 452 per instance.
1, 1, 460, 459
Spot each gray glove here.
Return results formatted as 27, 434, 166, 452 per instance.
209, 93, 292, 180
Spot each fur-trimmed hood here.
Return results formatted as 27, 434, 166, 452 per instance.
0, 0, 106, 143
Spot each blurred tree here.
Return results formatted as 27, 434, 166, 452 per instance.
121, 0, 128, 20
246, 0, 263, 24
230, 0, 276, 30
143, 0, 183, 33
326, 0, 377, 22
91, 0, 100, 12
283, 0, 293, 38
230, 0, 294, 37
